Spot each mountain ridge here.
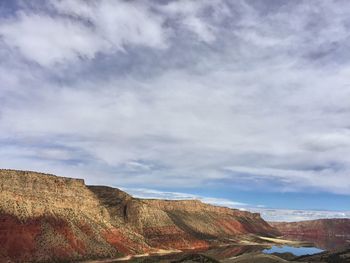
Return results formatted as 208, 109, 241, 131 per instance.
270, 218, 350, 237
0, 169, 278, 262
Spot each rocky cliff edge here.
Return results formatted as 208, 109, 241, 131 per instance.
0, 169, 278, 262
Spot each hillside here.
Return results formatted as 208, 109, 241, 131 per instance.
271, 219, 350, 250
0, 169, 278, 262
270, 219, 350, 237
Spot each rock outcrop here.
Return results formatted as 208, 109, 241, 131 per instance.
270, 219, 350, 250
270, 219, 350, 238
0, 169, 278, 262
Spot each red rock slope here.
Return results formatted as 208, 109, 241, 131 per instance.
270, 219, 350, 238
0, 169, 278, 262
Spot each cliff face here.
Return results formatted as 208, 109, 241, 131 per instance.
0, 169, 277, 262
134, 199, 277, 248
271, 219, 350, 250
0, 170, 150, 262
271, 219, 350, 238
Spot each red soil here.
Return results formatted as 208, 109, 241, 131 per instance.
143, 226, 209, 250
0, 214, 41, 262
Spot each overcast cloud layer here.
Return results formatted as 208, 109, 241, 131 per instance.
1, 0, 350, 216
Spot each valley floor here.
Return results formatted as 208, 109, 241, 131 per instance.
80, 237, 319, 263
80, 248, 350, 263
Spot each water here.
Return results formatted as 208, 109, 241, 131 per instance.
263, 245, 323, 256
116, 244, 324, 262
112, 236, 348, 262
280, 234, 350, 251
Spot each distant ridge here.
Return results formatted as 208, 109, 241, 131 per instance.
271, 219, 350, 238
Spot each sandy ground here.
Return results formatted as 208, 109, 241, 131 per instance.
81, 249, 182, 262
80, 236, 310, 263
222, 253, 291, 263
237, 236, 311, 247
257, 236, 312, 246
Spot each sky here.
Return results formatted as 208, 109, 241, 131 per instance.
0, 0, 350, 221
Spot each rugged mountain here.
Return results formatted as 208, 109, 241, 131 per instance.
0, 169, 278, 262
270, 219, 350, 250
270, 219, 350, 238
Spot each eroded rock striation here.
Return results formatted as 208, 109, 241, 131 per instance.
270, 219, 350, 238
0, 169, 278, 262
270, 219, 350, 250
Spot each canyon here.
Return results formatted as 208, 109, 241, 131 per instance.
271, 219, 350, 251
0, 169, 278, 263
271, 218, 350, 238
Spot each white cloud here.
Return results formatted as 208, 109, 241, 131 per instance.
302, 131, 350, 152
0, 0, 167, 66
225, 165, 350, 195
182, 16, 216, 42
254, 208, 350, 222
121, 187, 247, 207
1, 0, 350, 199
158, 0, 225, 42
0, 13, 103, 66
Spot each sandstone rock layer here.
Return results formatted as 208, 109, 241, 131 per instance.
0, 169, 277, 262
271, 219, 350, 250
270, 219, 350, 238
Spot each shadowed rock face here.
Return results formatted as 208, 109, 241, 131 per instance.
0, 169, 278, 262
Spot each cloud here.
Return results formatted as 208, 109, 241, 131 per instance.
0, 0, 167, 66
224, 165, 350, 194
157, 0, 229, 43
121, 187, 247, 207
302, 131, 350, 152
0, 0, 350, 199
254, 208, 350, 222
0, 0, 230, 67
0, 13, 103, 66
